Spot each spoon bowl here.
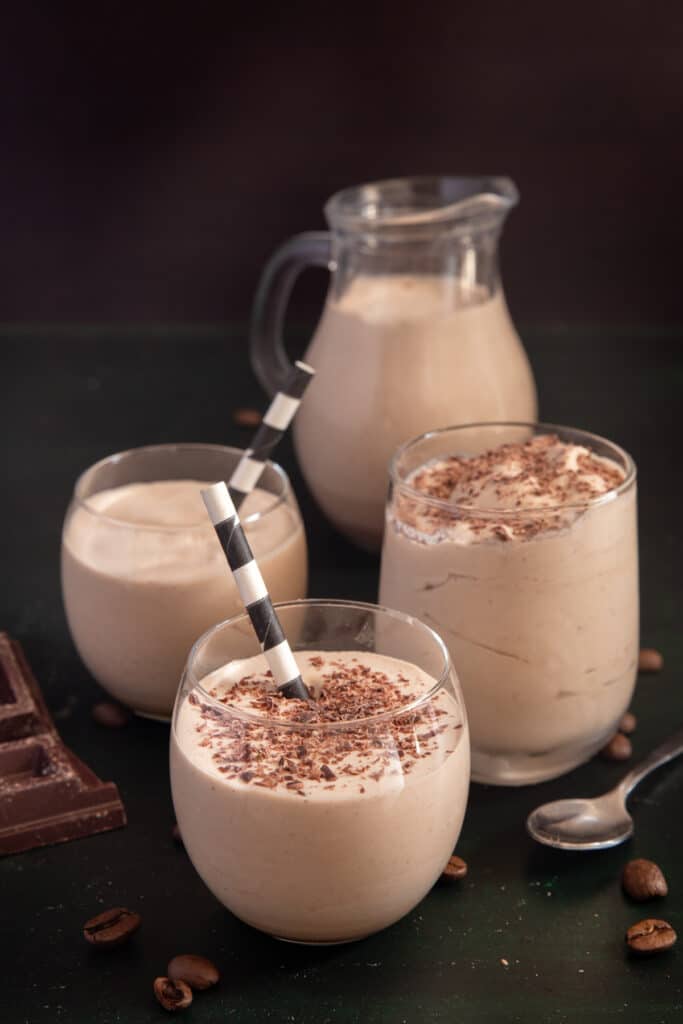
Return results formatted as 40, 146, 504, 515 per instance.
526, 794, 634, 851
526, 725, 683, 851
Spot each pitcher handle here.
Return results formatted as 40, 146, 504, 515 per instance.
250, 232, 332, 396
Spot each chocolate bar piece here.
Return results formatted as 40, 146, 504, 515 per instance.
0, 634, 126, 855
0, 634, 44, 741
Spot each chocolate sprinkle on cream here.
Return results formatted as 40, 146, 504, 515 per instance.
398, 434, 626, 541
186, 655, 458, 797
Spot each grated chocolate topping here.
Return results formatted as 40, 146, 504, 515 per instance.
184, 655, 461, 797
396, 433, 626, 541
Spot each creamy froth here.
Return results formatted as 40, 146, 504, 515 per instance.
183, 652, 459, 798
402, 434, 627, 541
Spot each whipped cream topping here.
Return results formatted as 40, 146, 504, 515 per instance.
396, 434, 627, 542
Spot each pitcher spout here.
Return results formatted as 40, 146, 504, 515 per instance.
438, 176, 519, 231
326, 175, 519, 235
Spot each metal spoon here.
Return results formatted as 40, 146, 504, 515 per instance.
526, 726, 683, 850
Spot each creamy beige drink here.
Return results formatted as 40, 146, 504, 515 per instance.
171, 648, 469, 944
380, 426, 638, 785
294, 275, 537, 549
62, 474, 306, 719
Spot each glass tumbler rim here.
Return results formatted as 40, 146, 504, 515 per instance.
181, 598, 455, 733
71, 442, 292, 532
389, 421, 637, 518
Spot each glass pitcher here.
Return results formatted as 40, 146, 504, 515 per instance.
251, 175, 537, 551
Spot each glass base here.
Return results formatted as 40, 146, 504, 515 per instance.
134, 709, 171, 724
471, 730, 615, 786
271, 933, 368, 946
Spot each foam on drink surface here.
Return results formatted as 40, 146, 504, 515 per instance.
176, 651, 466, 801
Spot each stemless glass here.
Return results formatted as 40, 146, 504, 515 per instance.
170, 599, 470, 944
61, 444, 307, 720
379, 423, 639, 786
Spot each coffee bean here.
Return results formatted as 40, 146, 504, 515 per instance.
441, 855, 468, 881
639, 648, 663, 673
83, 907, 141, 948
168, 953, 220, 990
153, 977, 193, 1012
600, 732, 632, 761
619, 711, 637, 735
232, 407, 261, 428
626, 918, 677, 955
92, 701, 130, 728
622, 859, 668, 901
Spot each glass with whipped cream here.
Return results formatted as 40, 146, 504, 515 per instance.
170, 599, 470, 944
379, 423, 638, 785
61, 444, 307, 720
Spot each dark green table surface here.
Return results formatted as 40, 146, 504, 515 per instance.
1, 325, 682, 1023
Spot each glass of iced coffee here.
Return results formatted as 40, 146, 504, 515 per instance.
61, 444, 307, 720
379, 423, 638, 785
170, 599, 470, 944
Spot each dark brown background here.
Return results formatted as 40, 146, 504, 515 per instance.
2, 10, 683, 1021
1, 2, 683, 324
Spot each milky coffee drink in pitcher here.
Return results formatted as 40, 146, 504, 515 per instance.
251, 177, 537, 550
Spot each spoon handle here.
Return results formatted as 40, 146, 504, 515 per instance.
619, 725, 683, 798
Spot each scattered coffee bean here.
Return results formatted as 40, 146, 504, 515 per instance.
168, 953, 220, 991
232, 407, 261, 428
441, 855, 468, 881
83, 907, 141, 948
638, 648, 663, 673
92, 701, 130, 728
600, 732, 632, 761
622, 859, 668, 901
172, 822, 183, 845
619, 711, 637, 735
626, 918, 677, 955
154, 977, 193, 1012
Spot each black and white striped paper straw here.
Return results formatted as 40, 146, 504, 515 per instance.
229, 360, 315, 510
201, 481, 311, 701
